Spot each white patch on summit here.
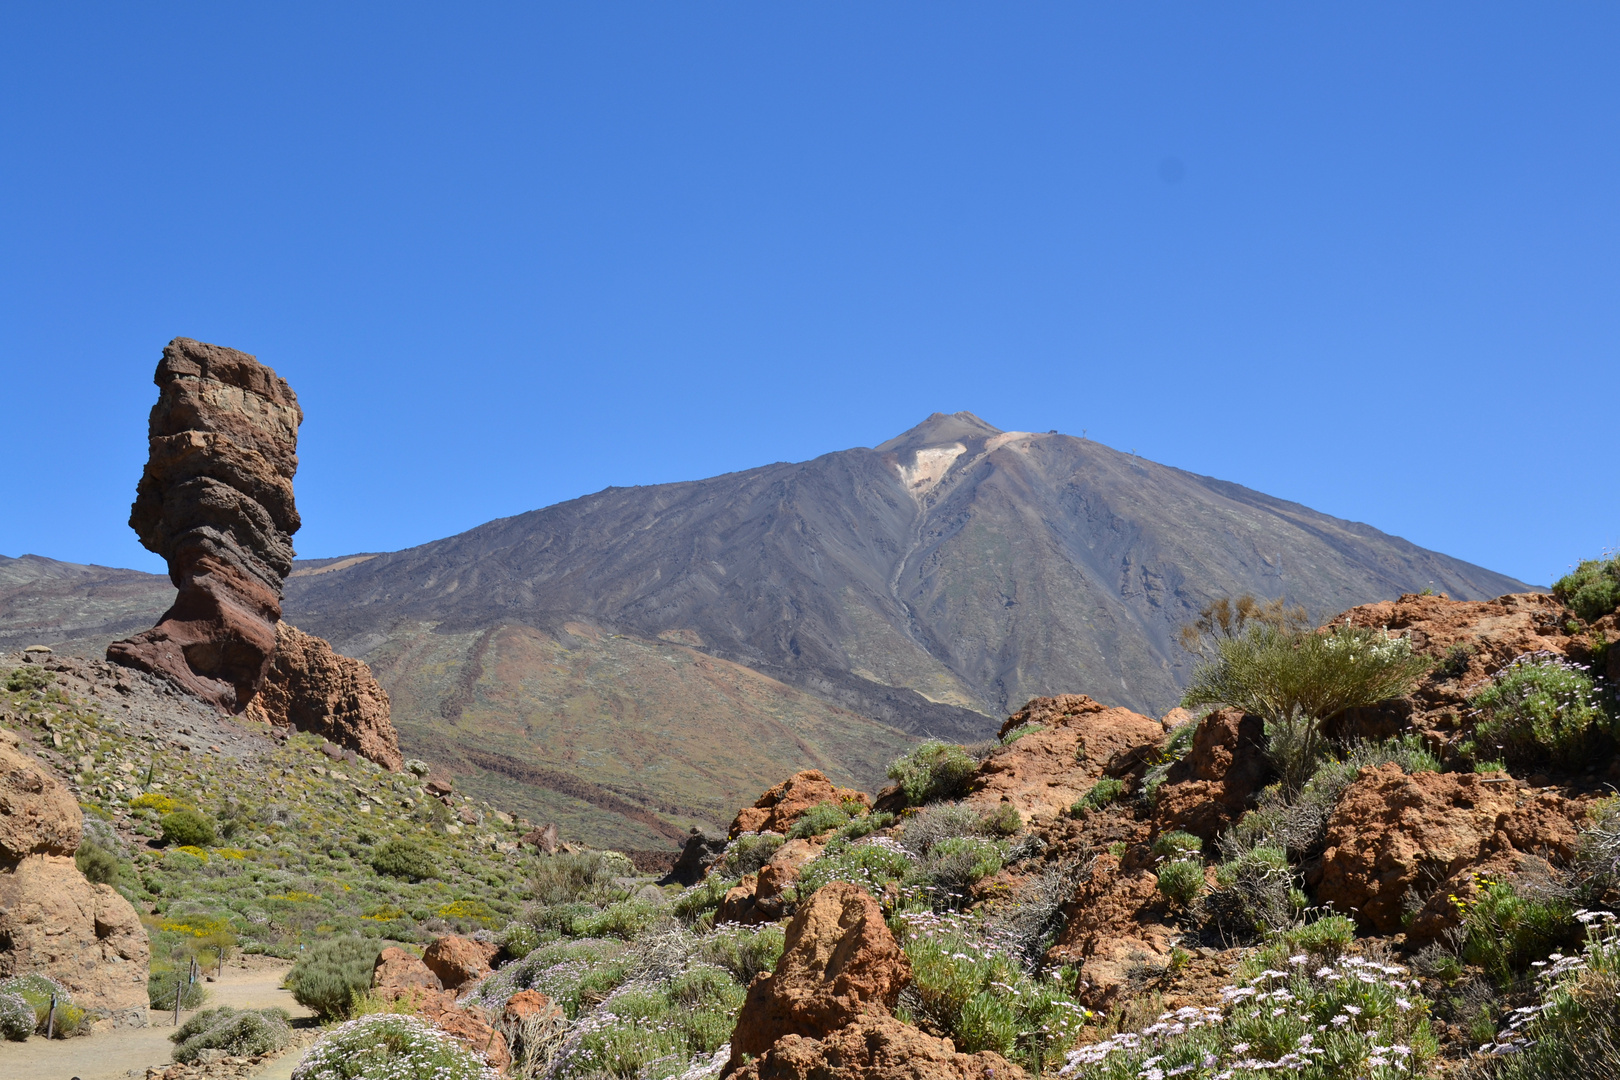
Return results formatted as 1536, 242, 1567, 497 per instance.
897, 443, 966, 498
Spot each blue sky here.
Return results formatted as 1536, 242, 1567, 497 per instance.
2, 4, 1615, 587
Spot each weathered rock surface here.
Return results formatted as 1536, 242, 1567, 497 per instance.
372, 946, 443, 994
731, 770, 871, 838
727, 881, 911, 1072
243, 622, 401, 770
659, 828, 728, 886
421, 935, 500, 991
1152, 708, 1268, 843
730, 1015, 1026, 1080
717, 838, 824, 925
1311, 763, 1586, 936
108, 338, 304, 710
967, 695, 1163, 821
1046, 852, 1175, 1005
0, 734, 83, 861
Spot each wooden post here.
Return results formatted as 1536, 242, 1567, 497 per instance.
173, 977, 183, 1026
46, 993, 56, 1039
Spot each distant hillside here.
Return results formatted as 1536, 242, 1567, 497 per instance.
1, 413, 1529, 846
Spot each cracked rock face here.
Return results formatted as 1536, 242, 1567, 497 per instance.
108, 338, 303, 710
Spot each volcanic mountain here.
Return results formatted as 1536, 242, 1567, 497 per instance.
2, 414, 1527, 846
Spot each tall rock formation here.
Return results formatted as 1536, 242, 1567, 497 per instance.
108, 338, 401, 769
107, 338, 303, 710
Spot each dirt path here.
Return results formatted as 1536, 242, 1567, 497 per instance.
0, 958, 312, 1080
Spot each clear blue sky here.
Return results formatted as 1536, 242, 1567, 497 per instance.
3, 4, 1615, 588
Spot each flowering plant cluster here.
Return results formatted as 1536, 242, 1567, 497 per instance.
1472, 907, 1620, 1064
1466, 651, 1607, 764
1058, 954, 1437, 1080
291, 1013, 500, 1080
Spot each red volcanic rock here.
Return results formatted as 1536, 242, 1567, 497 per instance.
421, 935, 499, 991
108, 338, 303, 710
727, 881, 911, 1072
731, 1015, 1025, 1080
730, 771, 871, 838
0, 733, 83, 861
244, 622, 402, 770
1311, 764, 1586, 936
1046, 852, 1176, 1006
967, 695, 1164, 821
373, 946, 443, 995
1153, 709, 1268, 843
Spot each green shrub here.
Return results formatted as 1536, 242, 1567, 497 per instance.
286, 937, 383, 1020
1277, 913, 1357, 959
0, 975, 84, 1037
4, 665, 54, 692
0, 991, 32, 1040
786, 801, 856, 839
1000, 722, 1042, 744
75, 840, 121, 884
1182, 623, 1431, 795
1469, 653, 1606, 765
794, 837, 917, 900
370, 838, 438, 882
887, 740, 978, 805
1071, 776, 1123, 815
172, 1006, 292, 1063
977, 802, 1022, 837
671, 875, 734, 924
498, 921, 543, 961
1152, 831, 1204, 860
719, 832, 785, 878
160, 809, 217, 848
696, 922, 786, 984
1554, 554, 1620, 623
148, 968, 208, 1010
1461, 875, 1579, 989
292, 1013, 494, 1080
1155, 859, 1205, 905
528, 901, 596, 936
572, 897, 662, 939
835, 810, 895, 842
925, 837, 1005, 891
1209, 843, 1298, 937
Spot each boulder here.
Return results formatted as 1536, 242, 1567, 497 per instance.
243, 623, 401, 770
0, 737, 83, 862
107, 338, 303, 710
1045, 852, 1175, 1006
521, 822, 561, 855
1311, 764, 1585, 936
659, 828, 728, 886
503, 989, 563, 1024
968, 696, 1164, 821
727, 881, 911, 1071
421, 935, 500, 991
716, 839, 824, 925
731, 771, 871, 839
372, 946, 442, 994
731, 1015, 1026, 1080
1152, 709, 1268, 843
432, 1006, 510, 1071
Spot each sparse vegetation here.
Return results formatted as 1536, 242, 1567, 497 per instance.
1072, 776, 1123, 814
4, 664, 55, 692
887, 740, 978, 805
1468, 652, 1607, 765
148, 967, 208, 1010
172, 1006, 292, 1063
286, 936, 384, 1020
1554, 552, 1620, 623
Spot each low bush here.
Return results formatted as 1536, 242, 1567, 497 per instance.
1156, 859, 1205, 906
695, 922, 785, 984
794, 837, 917, 900
1469, 652, 1606, 766
572, 897, 663, 940
1072, 777, 1123, 815
1000, 722, 1042, 744
286, 936, 383, 1020
291, 1013, 497, 1080
1275, 914, 1357, 960
977, 802, 1022, 837
0, 991, 32, 1040
786, 801, 856, 839
887, 740, 978, 805
0, 975, 84, 1037
1208, 843, 1299, 937
1458, 874, 1579, 989
148, 968, 208, 1010
924, 836, 1005, 892
1553, 553, 1620, 623
75, 839, 121, 885
160, 809, 216, 848
499, 921, 544, 961
529, 849, 635, 905
671, 875, 733, 924
1153, 831, 1204, 860
171, 1006, 292, 1063
835, 810, 895, 842
719, 832, 785, 878
4, 665, 54, 692
371, 838, 438, 882
898, 803, 981, 859
560, 968, 744, 1077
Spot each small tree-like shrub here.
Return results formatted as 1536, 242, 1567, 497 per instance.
786, 801, 856, 839
171, 1006, 292, 1063
160, 809, 216, 848
148, 968, 208, 1010
1156, 859, 1204, 906
286, 937, 383, 1020
887, 740, 978, 805
530, 849, 632, 904
1071, 776, 1123, 815
371, 838, 438, 882
292, 1013, 498, 1080
1554, 553, 1620, 623
1469, 652, 1606, 765
0, 992, 34, 1040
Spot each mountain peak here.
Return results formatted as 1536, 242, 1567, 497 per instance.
875, 411, 1004, 453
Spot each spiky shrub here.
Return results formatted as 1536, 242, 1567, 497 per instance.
1554, 553, 1620, 623
370, 837, 438, 882
1060, 954, 1438, 1078
1456, 875, 1579, 989
147, 968, 208, 1010
786, 800, 856, 839
1182, 623, 1432, 795
925, 837, 1006, 892
171, 1006, 292, 1063
292, 1013, 499, 1080
1156, 859, 1205, 906
160, 808, 216, 847
0, 992, 34, 1040
1072, 776, 1123, 815
286, 937, 383, 1020
719, 832, 784, 878
894, 909, 1090, 1071
1468, 652, 1606, 765
887, 740, 978, 805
